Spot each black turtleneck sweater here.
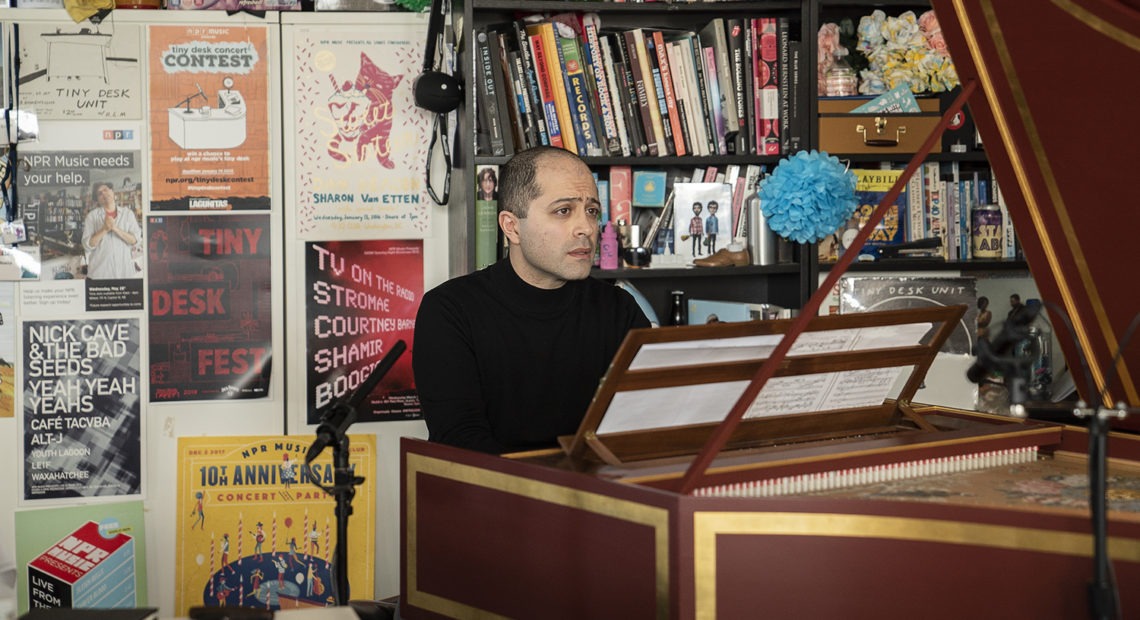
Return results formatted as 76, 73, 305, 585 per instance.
412, 259, 650, 454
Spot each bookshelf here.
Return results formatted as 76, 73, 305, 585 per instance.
455, 0, 1022, 321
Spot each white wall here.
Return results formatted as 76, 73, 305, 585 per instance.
0, 9, 444, 617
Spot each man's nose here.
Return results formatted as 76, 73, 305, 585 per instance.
574, 209, 597, 236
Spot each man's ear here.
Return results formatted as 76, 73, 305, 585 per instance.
499, 211, 520, 246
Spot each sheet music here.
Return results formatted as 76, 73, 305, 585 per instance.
598, 322, 932, 434
628, 323, 931, 370
598, 364, 911, 434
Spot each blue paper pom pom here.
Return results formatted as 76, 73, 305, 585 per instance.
759, 150, 857, 244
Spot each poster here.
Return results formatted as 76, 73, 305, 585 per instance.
23, 318, 142, 500
148, 24, 270, 211
18, 122, 146, 311
14, 500, 147, 614
305, 239, 421, 424
672, 182, 733, 265
839, 276, 978, 355
175, 435, 376, 616
16, 20, 144, 120
147, 213, 272, 402
291, 24, 433, 239
0, 283, 15, 418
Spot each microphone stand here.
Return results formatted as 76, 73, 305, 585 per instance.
989, 305, 1140, 620
304, 340, 407, 606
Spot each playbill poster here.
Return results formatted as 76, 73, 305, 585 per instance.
148, 24, 270, 211
147, 213, 272, 402
15, 500, 148, 614
673, 182, 733, 265
175, 435, 376, 616
16, 19, 143, 120
305, 239, 422, 424
22, 317, 142, 500
18, 122, 146, 311
290, 23, 433, 240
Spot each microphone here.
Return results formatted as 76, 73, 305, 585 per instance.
966, 302, 1041, 384
305, 340, 407, 464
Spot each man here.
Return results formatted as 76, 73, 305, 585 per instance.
413, 146, 651, 454
81, 181, 140, 279
705, 200, 720, 254
688, 202, 704, 256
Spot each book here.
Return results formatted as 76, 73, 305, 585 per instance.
682, 33, 718, 156
905, 165, 927, 247
632, 169, 668, 208
474, 28, 506, 156
486, 29, 516, 155
701, 44, 728, 155
581, 15, 623, 156
698, 18, 738, 153
851, 84, 922, 113
608, 32, 649, 157
776, 17, 791, 154
787, 38, 803, 152
598, 34, 632, 157
622, 29, 663, 157
525, 23, 564, 149
474, 165, 500, 271
756, 17, 779, 155
537, 20, 578, 155
724, 18, 749, 154
554, 20, 603, 156
924, 161, 947, 258
609, 165, 633, 226
488, 24, 532, 151
847, 168, 908, 259
641, 29, 676, 156
651, 30, 687, 156
513, 19, 550, 146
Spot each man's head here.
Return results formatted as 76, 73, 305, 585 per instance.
692, 202, 702, 215
707, 201, 718, 214
498, 147, 600, 289
92, 181, 115, 209
1010, 294, 1021, 306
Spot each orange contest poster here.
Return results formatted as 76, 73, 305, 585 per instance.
175, 435, 375, 615
149, 24, 270, 211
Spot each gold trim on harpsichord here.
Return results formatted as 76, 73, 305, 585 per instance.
954, 0, 1137, 404
692, 511, 1140, 620
405, 452, 672, 619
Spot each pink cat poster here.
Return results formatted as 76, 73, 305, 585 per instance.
289, 22, 434, 240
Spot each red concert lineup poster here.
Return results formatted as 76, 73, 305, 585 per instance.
147, 213, 272, 401
305, 239, 422, 424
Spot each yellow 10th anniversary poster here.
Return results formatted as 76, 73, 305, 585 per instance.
175, 435, 375, 616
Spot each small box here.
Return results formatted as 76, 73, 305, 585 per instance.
27, 521, 137, 609
817, 96, 941, 154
